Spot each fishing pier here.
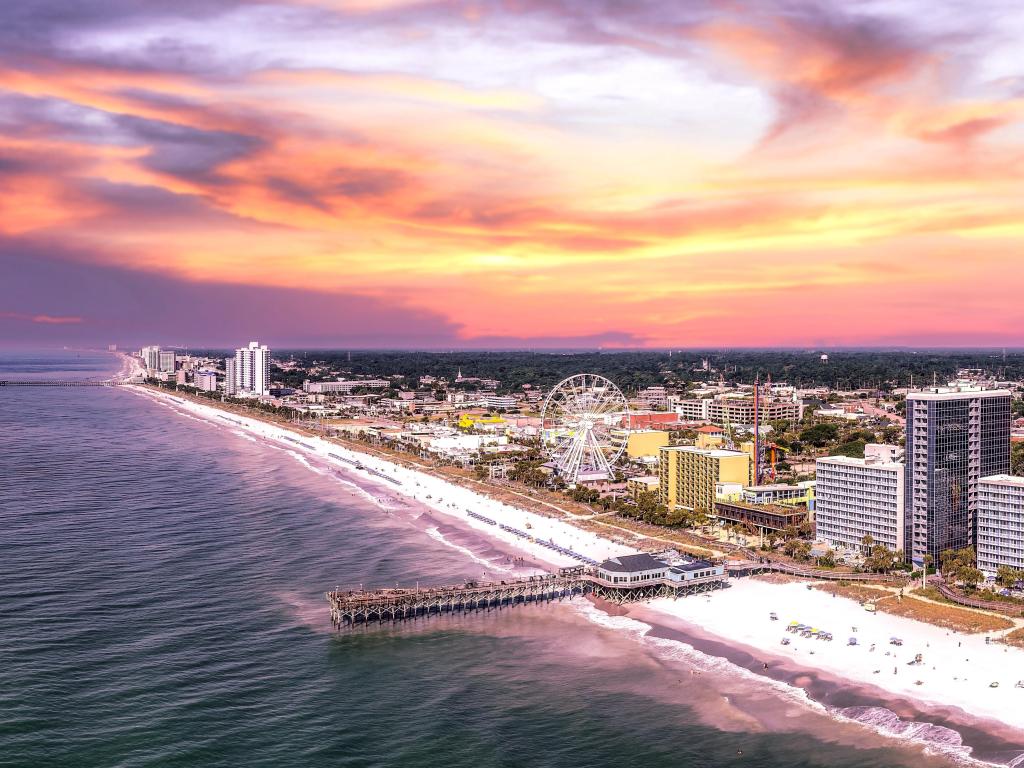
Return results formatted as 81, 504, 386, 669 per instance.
327, 554, 728, 629
0, 379, 131, 387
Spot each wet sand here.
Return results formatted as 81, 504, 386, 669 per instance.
626, 602, 1024, 766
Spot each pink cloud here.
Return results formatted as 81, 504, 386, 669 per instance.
1, 311, 84, 324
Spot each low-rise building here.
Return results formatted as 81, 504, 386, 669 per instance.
623, 411, 680, 429
814, 454, 905, 553
623, 429, 670, 459
594, 553, 725, 586
673, 397, 799, 424
977, 475, 1024, 576
626, 475, 660, 499
194, 370, 218, 392
595, 553, 669, 584
482, 394, 517, 410
637, 386, 669, 410
304, 379, 390, 394
741, 482, 815, 508
666, 560, 725, 583
714, 500, 809, 534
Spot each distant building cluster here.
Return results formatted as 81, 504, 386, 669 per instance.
137, 341, 270, 398
811, 385, 1020, 578
132, 343, 1024, 581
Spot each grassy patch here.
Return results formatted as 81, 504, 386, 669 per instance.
883, 597, 1013, 633
812, 584, 892, 603
815, 584, 1014, 633
1000, 628, 1024, 648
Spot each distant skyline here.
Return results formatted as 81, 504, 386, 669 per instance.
2, 1, 1024, 348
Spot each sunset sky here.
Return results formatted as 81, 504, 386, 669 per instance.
2, 0, 1023, 348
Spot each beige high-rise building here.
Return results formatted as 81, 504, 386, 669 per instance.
659, 446, 751, 513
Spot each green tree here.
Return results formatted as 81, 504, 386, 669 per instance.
1012, 442, 1024, 476
996, 564, 1024, 589
960, 567, 984, 590
636, 491, 661, 515
799, 423, 839, 447
835, 439, 866, 458
940, 547, 981, 589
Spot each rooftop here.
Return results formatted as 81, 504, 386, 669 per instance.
816, 455, 903, 469
907, 386, 1011, 401
670, 560, 715, 572
597, 553, 668, 573
979, 474, 1024, 488
661, 445, 747, 458
715, 499, 808, 516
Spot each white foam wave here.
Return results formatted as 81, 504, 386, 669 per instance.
572, 601, 828, 713
571, 602, 1007, 768
424, 526, 514, 574
327, 472, 394, 511
285, 450, 327, 476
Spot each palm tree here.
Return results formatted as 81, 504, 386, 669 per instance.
861, 533, 874, 556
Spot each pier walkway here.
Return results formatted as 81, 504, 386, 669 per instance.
726, 558, 910, 582
0, 379, 131, 387
327, 568, 726, 628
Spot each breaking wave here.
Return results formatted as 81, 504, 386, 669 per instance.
572, 602, 1014, 767
424, 526, 515, 574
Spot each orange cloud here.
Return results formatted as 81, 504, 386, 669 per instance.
1, 0, 1023, 346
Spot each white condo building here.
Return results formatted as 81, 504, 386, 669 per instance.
224, 341, 269, 396
977, 475, 1024, 575
303, 379, 389, 394
141, 345, 161, 371
194, 370, 218, 392
158, 350, 177, 373
815, 454, 905, 553
224, 356, 237, 395
482, 394, 517, 410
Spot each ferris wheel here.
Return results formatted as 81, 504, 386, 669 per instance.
541, 374, 630, 484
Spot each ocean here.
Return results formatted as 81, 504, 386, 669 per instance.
0, 350, 993, 767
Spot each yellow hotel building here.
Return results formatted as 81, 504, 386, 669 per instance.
659, 446, 751, 513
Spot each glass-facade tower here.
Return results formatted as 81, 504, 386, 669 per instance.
904, 388, 1010, 563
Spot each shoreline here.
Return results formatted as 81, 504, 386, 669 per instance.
624, 602, 1024, 766
122, 380, 1024, 762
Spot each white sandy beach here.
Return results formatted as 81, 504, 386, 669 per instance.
128, 381, 1024, 740
129, 384, 634, 572
648, 580, 1024, 733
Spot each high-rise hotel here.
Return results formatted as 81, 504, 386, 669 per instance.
904, 387, 1010, 563
224, 341, 270, 397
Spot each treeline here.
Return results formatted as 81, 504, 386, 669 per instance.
219, 349, 1024, 395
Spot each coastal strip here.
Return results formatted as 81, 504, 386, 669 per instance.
124, 381, 1024, 754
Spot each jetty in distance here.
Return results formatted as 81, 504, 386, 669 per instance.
0, 379, 132, 387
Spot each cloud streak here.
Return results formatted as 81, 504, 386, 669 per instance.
0, 0, 1021, 346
